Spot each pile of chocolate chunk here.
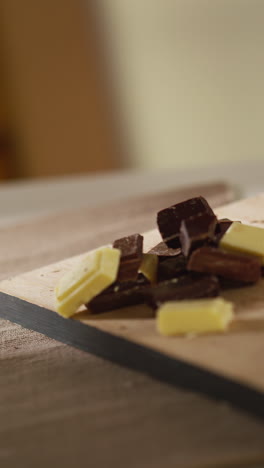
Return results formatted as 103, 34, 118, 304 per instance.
88, 196, 262, 315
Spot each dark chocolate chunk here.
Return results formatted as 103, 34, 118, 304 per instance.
157, 196, 214, 248
88, 279, 149, 314
180, 213, 217, 257
218, 277, 250, 290
113, 233, 143, 260
137, 272, 152, 285
147, 242, 181, 260
214, 218, 233, 243
187, 247, 261, 283
146, 274, 219, 309
158, 254, 187, 281
113, 233, 143, 282
88, 287, 141, 314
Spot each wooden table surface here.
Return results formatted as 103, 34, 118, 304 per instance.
0, 174, 264, 468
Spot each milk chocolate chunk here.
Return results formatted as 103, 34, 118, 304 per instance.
146, 274, 219, 309
180, 213, 217, 257
148, 242, 181, 260
214, 218, 233, 243
188, 246, 261, 283
158, 254, 187, 281
157, 196, 214, 248
88, 279, 149, 314
113, 233, 143, 282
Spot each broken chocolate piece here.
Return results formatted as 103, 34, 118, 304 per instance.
147, 242, 181, 260
157, 297, 233, 336
218, 277, 249, 290
146, 274, 219, 309
139, 254, 158, 283
158, 254, 187, 281
188, 247, 261, 283
219, 222, 264, 264
157, 196, 214, 248
55, 247, 121, 318
180, 213, 217, 257
113, 233, 143, 282
137, 273, 151, 285
88, 278, 150, 314
214, 218, 233, 243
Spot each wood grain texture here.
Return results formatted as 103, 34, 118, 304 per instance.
1, 322, 264, 468
2, 194, 264, 417
1, 290, 264, 422
0, 181, 232, 280
1, 183, 264, 468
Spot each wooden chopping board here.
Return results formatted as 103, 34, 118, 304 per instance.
4, 184, 264, 419
3, 183, 264, 468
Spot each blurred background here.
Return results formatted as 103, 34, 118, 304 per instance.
0, 0, 263, 180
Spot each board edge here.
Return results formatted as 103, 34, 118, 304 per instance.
0, 291, 263, 421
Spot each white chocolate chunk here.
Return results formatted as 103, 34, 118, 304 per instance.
220, 222, 264, 264
157, 298, 234, 336
139, 253, 158, 283
55, 247, 120, 318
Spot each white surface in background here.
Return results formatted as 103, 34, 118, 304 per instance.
100, 1, 264, 169
0, 161, 263, 227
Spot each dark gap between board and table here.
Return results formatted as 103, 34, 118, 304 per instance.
0, 291, 263, 421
